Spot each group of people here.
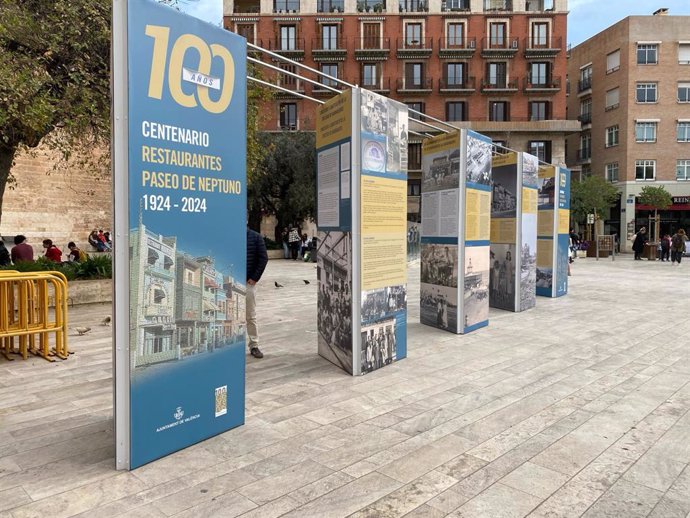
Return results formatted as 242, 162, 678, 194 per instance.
362, 326, 395, 373
632, 227, 687, 264
88, 229, 112, 252
318, 282, 352, 354
281, 227, 316, 261
0, 235, 90, 266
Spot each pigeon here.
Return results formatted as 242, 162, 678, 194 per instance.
303, 280, 310, 285
275, 281, 284, 288
75, 327, 91, 336
101, 316, 111, 326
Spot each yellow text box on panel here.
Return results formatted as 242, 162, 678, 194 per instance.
490, 217, 516, 244
422, 130, 460, 155
522, 188, 537, 214
537, 239, 554, 268
558, 208, 570, 234
538, 209, 554, 237
465, 188, 491, 241
316, 90, 352, 149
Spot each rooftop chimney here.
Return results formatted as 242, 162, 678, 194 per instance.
653, 8, 668, 15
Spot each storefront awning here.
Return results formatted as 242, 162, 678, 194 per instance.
203, 300, 220, 312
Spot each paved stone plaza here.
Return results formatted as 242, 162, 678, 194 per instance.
1, 257, 689, 518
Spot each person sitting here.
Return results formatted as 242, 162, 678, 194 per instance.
67, 242, 88, 263
97, 230, 111, 250
104, 231, 112, 247
11, 235, 34, 264
42, 239, 63, 263
89, 230, 106, 252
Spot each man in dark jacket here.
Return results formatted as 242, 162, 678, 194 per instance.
247, 228, 269, 358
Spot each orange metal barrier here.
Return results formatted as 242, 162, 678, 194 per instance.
0, 271, 69, 362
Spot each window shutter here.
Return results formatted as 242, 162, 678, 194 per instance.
679, 44, 690, 64
606, 49, 620, 71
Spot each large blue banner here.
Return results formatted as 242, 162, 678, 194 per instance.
127, 0, 246, 468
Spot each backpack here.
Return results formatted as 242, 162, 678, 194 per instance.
78, 249, 89, 262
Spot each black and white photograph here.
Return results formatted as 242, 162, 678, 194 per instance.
489, 243, 516, 311
420, 283, 458, 332
317, 231, 353, 373
522, 152, 539, 188
520, 214, 537, 311
386, 104, 408, 174
360, 319, 397, 374
463, 245, 490, 329
538, 174, 556, 208
361, 89, 388, 137
536, 267, 553, 290
361, 284, 406, 323
492, 167, 518, 218
420, 243, 458, 287
422, 148, 460, 193
465, 134, 492, 186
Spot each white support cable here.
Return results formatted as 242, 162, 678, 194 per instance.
411, 117, 450, 133
248, 56, 341, 94
248, 76, 325, 104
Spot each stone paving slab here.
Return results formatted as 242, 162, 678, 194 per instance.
0, 256, 689, 517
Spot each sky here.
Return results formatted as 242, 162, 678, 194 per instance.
160, 0, 223, 26
568, 0, 690, 46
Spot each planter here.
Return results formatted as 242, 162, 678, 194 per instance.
66, 279, 113, 305
267, 249, 284, 260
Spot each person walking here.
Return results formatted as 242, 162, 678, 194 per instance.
632, 227, 648, 260
42, 239, 63, 263
246, 228, 269, 358
280, 227, 289, 259
670, 229, 687, 265
11, 235, 34, 264
660, 234, 672, 262
288, 226, 301, 260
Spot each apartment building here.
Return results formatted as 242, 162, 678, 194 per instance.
566, 10, 690, 245
224, 0, 578, 219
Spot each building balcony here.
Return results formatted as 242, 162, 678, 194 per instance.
441, 0, 470, 11
396, 37, 433, 59
354, 37, 391, 61
578, 112, 592, 125
312, 80, 348, 95
357, 0, 386, 12
577, 77, 592, 94
525, 0, 554, 11
311, 37, 348, 61
480, 77, 519, 93
398, 0, 428, 12
577, 148, 592, 163
273, 0, 300, 12
361, 77, 391, 94
232, 0, 260, 13
524, 36, 562, 58
438, 37, 476, 59
484, 0, 512, 11
275, 79, 305, 99
146, 265, 175, 280
317, 0, 344, 12
439, 77, 476, 94
524, 75, 561, 93
481, 37, 519, 58
396, 78, 433, 93
268, 38, 305, 60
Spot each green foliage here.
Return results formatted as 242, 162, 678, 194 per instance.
263, 236, 282, 250
0, 0, 111, 224
570, 175, 619, 224
638, 186, 672, 211
0, 255, 112, 281
248, 132, 316, 240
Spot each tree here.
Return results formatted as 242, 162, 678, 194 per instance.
570, 175, 619, 240
248, 132, 316, 239
0, 0, 111, 226
639, 185, 672, 241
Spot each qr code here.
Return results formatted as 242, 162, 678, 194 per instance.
215, 386, 227, 417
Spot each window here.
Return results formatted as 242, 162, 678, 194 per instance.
405, 62, 424, 87
606, 125, 619, 147
493, 140, 508, 153
678, 121, 690, 142
280, 25, 297, 50
489, 101, 509, 121
635, 122, 657, 143
445, 62, 465, 86
606, 49, 620, 73
578, 65, 592, 91
406, 102, 425, 120
236, 24, 255, 44
605, 88, 619, 110
489, 22, 506, 48
447, 22, 465, 47
605, 162, 619, 182
274, 0, 300, 11
635, 159, 655, 181
408, 180, 421, 196
678, 82, 690, 103
579, 133, 591, 160
362, 22, 381, 49
279, 63, 297, 88
279, 102, 297, 129
318, 0, 344, 12
529, 101, 549, 121
487, 62, 507, 87
320, 63, 338, 87
679, 43, 690, 65
446, 101, 466, 121
637, 44, 658, 65
580, 98, 592, 123
677, 160, 690, 180
531, 22, 548, 47
636, 83, 657, 103
409, 143, 422, 170
362, 63, 378, 88
529, 62, 549, 85
528, 140, 551, 163
322, 24, 338, 49
405, 23, 422, 46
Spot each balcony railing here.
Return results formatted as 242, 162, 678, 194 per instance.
439, 36, 476, 50
357, 36, 390, 51
578, 112, 592, 124
313, 79, 347, 92
357, 0, 386, 11
397, 37, 434, 51
524, 75, 561, 91
577, 77, 592, 92
396, 78, 433, 92
232, 0, 261, 14
439, 77, 476, 91
398, 0, 428, 12
361, 77, 391, 92
525, 36, 562, 51
525, 0, 554, 10
442, 0, 469, 10
312, 36, 347, 52
480, 77, 519, 92
577, 148, 592, 162
318, 0, 344, 12
484, 0, 512, 11
482, 37, 519, 51
268, 37, 305, 52
273, 0, 300, 12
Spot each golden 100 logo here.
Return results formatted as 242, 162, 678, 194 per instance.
144, 25, 236, 114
